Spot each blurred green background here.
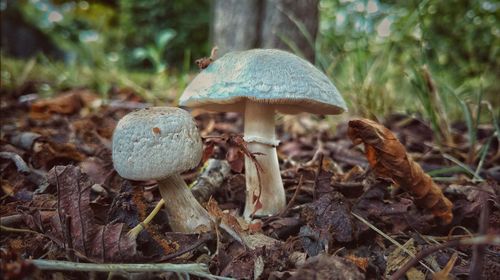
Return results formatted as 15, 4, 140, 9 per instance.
1, 0, 498, 127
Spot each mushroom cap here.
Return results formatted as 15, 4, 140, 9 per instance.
179, 49, 347, 115
112, 107, 202, 181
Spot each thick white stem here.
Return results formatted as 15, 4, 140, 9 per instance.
243, 101, 286, 219
158, 174, 212, 233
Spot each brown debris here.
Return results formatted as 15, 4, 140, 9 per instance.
23, 166, 137, 262
290, 254, 365, 280
0, 247, 37, 280
2, 81, 497, 279
348, 118, 453, 224
29, 89, 98, 119
345, 254, 370, 272
195, 46, 219, 69
301, 191, 354, 244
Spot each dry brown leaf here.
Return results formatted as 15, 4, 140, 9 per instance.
348, 118, 453, 224
32, 141, 85, 170
206, 197, 243, 233
432, 252, 458, 280
345, 254, 369, 271
30, 166, 137, 262
30, 89, 98, 119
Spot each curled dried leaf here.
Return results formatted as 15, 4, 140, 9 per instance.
345, 254, 369, 271
348, 118, 453, 224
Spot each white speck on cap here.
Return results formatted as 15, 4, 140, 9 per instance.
179, 49, 347, 115
112, 107, 202, 181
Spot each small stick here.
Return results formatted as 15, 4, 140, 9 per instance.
469, 191, 489, 280
303, 138, 326, 167
0, 225, 39, 234
30, 259, 233, 279
159, 233, 213, 262
0, 214, 24, 227
312, 153, 325, 201
279, 174, 304, 217
331, 182, 364, 188
127, 199, 165, 238
389, 235, 500, 280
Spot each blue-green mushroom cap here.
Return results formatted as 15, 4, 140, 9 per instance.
179, 49, 347, 115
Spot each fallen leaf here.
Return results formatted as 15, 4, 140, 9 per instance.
345, 254, 369, 271
43, 166, 136, 262
30, 89, 98, 119
32, 141, 85, 170
301, 192, 354, 244
221, 248, 261, 279
298, 225, 328, 257
348, 118, 453, 224
206, 197, 243, 233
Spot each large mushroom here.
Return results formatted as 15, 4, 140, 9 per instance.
179, 49, 347, 219
112, 107, 211, 232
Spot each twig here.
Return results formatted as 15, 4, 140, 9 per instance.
127, 199, 165, 238
331, 182, 365, 188
0, 225, 39, 234
30, 259, 234, 279
191, 159, 231, 203
351, 212, 435, 274
0, 214, 24, 227
0, 151, 31, 174
432, 252, 458, 279
303, 138, 326, 167
389, 235, 500, 280
469, 190, 489, 280
279, 174, 304, 217
0, 151, 45, 185
313, 153, 325, 201
159, 233, 213, 262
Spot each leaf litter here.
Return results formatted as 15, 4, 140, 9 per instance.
0, 87, 499, 279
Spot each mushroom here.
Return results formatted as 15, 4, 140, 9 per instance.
179, 49, 347, 219
112, 107, 211, 232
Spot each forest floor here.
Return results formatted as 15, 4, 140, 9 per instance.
0, 87, 499, 280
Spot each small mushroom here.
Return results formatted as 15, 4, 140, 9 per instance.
179, 49, 347, 219
112, 107, 211, 232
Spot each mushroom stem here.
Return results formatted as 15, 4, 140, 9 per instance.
243, 101, 286, 219
158, 174, 212, 233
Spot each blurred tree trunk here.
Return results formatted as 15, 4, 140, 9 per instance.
213, 0, 260, 56
260, 0, 318, 62
213, 0, 319, 62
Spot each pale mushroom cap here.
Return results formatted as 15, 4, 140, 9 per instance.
180, 49, 347, 114
112, 107, 202, 181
